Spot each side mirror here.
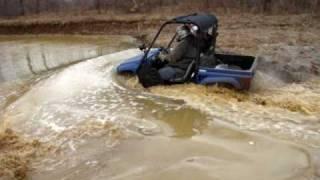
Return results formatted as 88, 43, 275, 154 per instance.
139, 44, 147, 51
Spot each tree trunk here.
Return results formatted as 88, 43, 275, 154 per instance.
315, 0, 320, 14
2, 0, 8, 16
130, 0, 139, 12
205, 0, 210, 8
19, 0, 25, 15
36, 0, 40, 14
262, 0, 271, 12
95, 0, 101, 14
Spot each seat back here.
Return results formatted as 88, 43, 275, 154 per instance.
169, 60, 196, 83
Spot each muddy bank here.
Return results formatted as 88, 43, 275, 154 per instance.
0, 15, 166, 36
0, 14, 319, 51
254, 44, 320, 86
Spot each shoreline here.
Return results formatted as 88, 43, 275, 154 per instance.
0, 13, 319, 55
0, 13, 318, 35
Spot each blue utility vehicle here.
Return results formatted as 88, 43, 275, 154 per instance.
117, 13, 257, 90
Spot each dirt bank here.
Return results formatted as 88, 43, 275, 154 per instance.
0, 14, 166, 39
0, 13, 319, 54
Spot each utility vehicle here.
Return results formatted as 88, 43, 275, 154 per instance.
117, 13, 257, 90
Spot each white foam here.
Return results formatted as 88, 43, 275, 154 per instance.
4, 49, 141, 139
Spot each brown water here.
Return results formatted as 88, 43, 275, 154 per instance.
0, 36, 319, 180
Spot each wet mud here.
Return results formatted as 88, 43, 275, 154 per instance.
0, 128, 52, 180
255, 45, 320, 85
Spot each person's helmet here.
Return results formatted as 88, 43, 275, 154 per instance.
190, 25, 199, 36
176, 26, 190, 41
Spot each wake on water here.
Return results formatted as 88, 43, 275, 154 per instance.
148, 44, 320, 147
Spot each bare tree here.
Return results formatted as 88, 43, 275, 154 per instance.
316, 0, 320, 13
35, 0, 40, 14
262, 0, 271, 12
205, 0, 210, 9
95, 0, 101, 14
0, 0, 7, 16
130, 0, 139, 12
19, 0, 25, 15
1, 0, 320, 17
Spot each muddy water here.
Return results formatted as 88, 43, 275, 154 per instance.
0, 35, 137, 82
0, 36, 319, 180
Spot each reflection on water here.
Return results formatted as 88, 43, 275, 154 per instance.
0, 35, 137, 82
0, 37, 319, 180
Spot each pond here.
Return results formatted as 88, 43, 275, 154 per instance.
0, 35, 319, 180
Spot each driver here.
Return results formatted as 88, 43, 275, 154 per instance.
157, 25, 198, 81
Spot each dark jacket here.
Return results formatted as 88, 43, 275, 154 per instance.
199, 34, 213, 54
165, 36, 198, 71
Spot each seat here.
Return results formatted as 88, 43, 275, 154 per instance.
169, 61, 196, 84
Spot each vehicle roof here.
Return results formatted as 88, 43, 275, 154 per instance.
171, 13, 218, 31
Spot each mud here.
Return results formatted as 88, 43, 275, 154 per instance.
255, 44, 320, 84
0, 16, 164, 36
0, 121, 123, 180
0, 14, 319, 50
0, 129, 51, 180
218, 14, 320, 54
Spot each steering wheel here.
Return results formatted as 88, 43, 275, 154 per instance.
151, 49, 168, 69
159, 47, 169, 54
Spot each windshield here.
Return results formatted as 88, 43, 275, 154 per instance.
151, 24, 180, 49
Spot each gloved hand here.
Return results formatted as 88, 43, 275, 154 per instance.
158, 50, 169, 62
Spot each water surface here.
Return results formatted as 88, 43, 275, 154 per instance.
0, 36, 319, 180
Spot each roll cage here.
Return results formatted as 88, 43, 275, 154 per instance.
139, 13, 219, 80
